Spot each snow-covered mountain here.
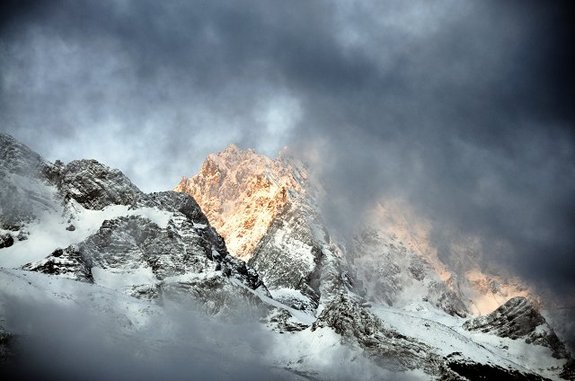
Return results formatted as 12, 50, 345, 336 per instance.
175, 145, 354, 313
348, 200, 533, 317
1, 134, 573, 380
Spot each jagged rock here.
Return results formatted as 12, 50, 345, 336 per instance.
312, 293, 444, 374
0, 134, 46, 177
16, 230, 28, 241
175, 145, 299, 260
464, 297, 570, 359
427, 280, 468, 318
349, 228, 468, 317
22, 246, 93, 282
0, 137, 268, 315
50, 159, 144, 210
3, 133, 572, 381
313, 294, 556, 380
0, 233, 14, 249
176, 145, 356, 312
0, 134, 59, 230
265, 308, 309, 333
143, 191, 209, 226
23, 194, 267, 313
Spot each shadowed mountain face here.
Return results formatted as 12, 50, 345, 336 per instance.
1, 134, 573, 380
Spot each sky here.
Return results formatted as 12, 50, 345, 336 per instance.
1, 0, 574, 301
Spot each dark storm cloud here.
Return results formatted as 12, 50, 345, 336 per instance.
0, 0, 574, 298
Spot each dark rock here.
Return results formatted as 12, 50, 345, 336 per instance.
312, 293, 443, 373
0, 233, 14, 249
464, 297, 570, 359
16, 231, 28, 241
446, 356, 550, 381
143, 191, 209, 226
23, 246, 93, 282
53, 159, 144, 210
0, 326, 16, 368
560, 357, 575, 380
265, 309, 309, 333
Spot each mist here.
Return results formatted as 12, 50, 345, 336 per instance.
0, 275, 412, 381
1, 0, 574, 305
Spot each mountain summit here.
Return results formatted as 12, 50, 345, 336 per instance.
176, 144, 353, 311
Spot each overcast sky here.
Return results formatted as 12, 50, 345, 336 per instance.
1, 1, 574, 298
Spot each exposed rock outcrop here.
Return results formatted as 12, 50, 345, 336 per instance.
464, 296, 570, 360
47, 159, 144, 210
176, 146, 357, 312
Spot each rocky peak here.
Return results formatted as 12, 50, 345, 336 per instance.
0, 136, 266, 313
349, 200, 534, 318
0, 133, 47, 177
48, 159, 144, 210
312, 293, 446, 374
175, 145, 305, 260
0, 134, 60, 231
464, 296, 570, 359
22, 186, 266, 311
175, 146, 354, 312
349, 226, 469, 317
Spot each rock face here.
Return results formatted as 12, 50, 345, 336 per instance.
176, 146, 534, 320
313, 293, 443, 373
464, 297, 570, 359
0, 134, 59, 231
47, 159, 144, 210
312, 294, 552, 380
349, 227, 468, 317
0, 134, 46, 177
347, 200, 535, 319
176, 145, 356, 311
175, 145, 299, 260
23, 246, 93, 282
0, 233, 14, 249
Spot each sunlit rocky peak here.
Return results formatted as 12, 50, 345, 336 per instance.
352, 199, 533, 315
174, 144, 307, 260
